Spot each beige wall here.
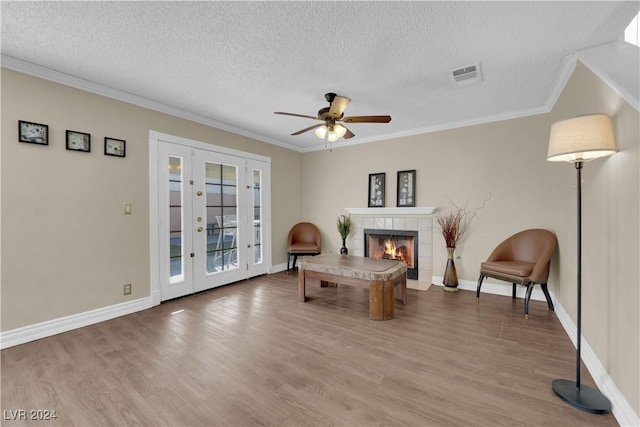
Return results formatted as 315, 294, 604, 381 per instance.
300, 62, 639, 415
2, 60, 638, 415
301, 114, 561, 285
1, 69, 302, 331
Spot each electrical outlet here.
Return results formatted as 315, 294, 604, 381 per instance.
123, 283, 132, 295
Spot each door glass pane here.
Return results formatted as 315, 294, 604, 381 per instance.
205, 162, 238, 273
253, 169, 262, 264
206, 162, 222, 184
169, 156, 183, 281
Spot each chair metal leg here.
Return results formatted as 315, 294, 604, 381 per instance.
476, 274, 485, 301
286, 252, 290, 273
524, 283, 534, 319
512, 283, 517, 299
292, 255, 298, 270
541, 283, 554, 311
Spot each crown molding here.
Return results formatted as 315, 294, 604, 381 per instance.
576, 41, 640, 112
544, 53, 578, 111
2, 52, 581, 154
1, 54, 301, 152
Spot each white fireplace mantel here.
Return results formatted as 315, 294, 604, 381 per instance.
345, 207, 437, 216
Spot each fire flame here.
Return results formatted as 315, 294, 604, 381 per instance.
369, 236, 413, 268
384, 239, 396, 256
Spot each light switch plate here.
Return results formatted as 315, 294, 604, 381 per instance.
124, 203, 132, 214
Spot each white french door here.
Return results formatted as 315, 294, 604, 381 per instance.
152, 132, 271, 302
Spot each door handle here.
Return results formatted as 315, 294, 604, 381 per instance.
197, 227, 203, 232
196, 190, 203, 196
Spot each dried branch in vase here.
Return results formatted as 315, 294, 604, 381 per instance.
435, 194, 491, 248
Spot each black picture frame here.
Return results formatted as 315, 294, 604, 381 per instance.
66, 130, 91, 152
104, 137, 126, 158
368, 173, 385, 207
397, 169, 416, 207
19, 120, 49, 145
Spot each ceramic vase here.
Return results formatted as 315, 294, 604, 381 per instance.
443, 246, 459, 292
340, 238, 348, 255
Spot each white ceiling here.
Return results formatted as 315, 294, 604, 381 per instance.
1, 1, 638, 152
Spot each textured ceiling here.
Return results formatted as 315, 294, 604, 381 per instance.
1, 1, 638, 152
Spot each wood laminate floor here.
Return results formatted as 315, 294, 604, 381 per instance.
1, 272, 618, 426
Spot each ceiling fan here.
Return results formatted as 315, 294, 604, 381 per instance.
274, 92, 392, 142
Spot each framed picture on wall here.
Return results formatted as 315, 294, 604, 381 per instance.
368, 172, 385, 207
19, 120, 49, 145
397, 169, 416, 207
66, 130, 91, 152
104, 137, 126, 157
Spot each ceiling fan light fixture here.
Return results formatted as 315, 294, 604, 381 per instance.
333, 124, 347, 138
315, 125, 328, 139
275, 92, 391, 143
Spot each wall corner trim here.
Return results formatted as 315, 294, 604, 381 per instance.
577, 41, 640, 112
0, 297, 153, 350
544, 53, 577, 111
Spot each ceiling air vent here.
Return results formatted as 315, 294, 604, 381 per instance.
450, 63, 482, 87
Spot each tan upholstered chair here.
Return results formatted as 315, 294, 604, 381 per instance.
287, 222, 321, 272
476, 229, 557, 318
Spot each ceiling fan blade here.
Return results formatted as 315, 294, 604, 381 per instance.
274, 112, 322, 120
343, 127, 355, 139
328, 96, 351, 118
342, 115, 392, 123
291, 123, 325, 136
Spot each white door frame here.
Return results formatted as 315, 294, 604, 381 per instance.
149, 131, 272, 306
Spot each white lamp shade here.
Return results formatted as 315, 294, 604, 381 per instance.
333, 124, 347, 138
547, 114, 616, 163
314, 125, 328, 139
327, 130, 339, 142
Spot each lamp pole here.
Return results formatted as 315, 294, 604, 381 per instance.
575, 160, 583, 389
551, 160, 611, 414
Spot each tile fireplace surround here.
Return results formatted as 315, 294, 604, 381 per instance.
345, 207, 436, 291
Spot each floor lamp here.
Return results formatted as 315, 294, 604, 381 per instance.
547, 114, 616, 414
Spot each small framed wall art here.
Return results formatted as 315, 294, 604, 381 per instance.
104, 137, 126, 158
19, 120, 49, 145
368, 172, 385, 207
66, 130, 91, 152
397, 169, 416, 207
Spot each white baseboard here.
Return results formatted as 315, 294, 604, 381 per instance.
271, 262, 287, 273
554, 301, 639, 427
0, 297, 153, 350
431, 276, 553, 302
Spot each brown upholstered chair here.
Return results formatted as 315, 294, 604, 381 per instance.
287, 222, 321, 272
476, 229, 557, 318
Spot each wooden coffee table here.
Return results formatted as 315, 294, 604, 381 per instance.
298, 254, 407, 320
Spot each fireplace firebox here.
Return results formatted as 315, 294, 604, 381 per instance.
364, 229, 418, 279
